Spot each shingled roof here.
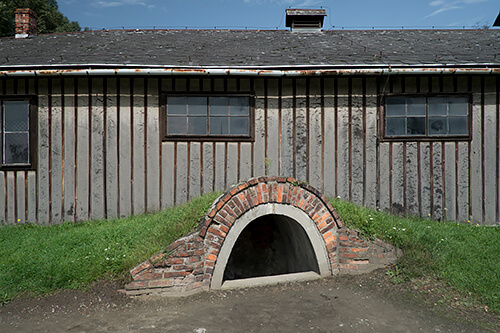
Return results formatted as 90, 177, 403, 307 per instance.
0, 29, 499, 71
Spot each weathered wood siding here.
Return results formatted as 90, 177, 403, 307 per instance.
0, 75, 498, 225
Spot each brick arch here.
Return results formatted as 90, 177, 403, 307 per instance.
125, 177, 398, 296
201, 177, 343, 288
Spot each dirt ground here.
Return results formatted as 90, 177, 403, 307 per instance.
0, 269, 498, 333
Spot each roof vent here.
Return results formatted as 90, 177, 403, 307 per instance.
15, 8, 38, 39
285, 9, 326, 32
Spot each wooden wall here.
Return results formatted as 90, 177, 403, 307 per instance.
0, 75, 498, 225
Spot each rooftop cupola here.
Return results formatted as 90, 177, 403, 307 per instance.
285, 8, 326, 32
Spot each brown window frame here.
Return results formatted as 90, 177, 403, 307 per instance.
0, 95, 37, 170
381, 93, 472, 142
161, 92, 255, 142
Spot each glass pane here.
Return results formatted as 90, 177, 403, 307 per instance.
209, 97, 229, 115
407, 97, 426, 116
448, 117, 468, 135
386, 98, 405, 117
167, 116, 187, 135
187, 97, 207, 115
4, 133, 29, 164
449, 97, 468, 116
386, 117, 405, 136
167, 97, 187, 115
209, 117, 229, 135
407, 117, 426, 135
188, 116, 207, 135
229, 97, 249, 116
4, 101, 29, 132
230, 117, 249, 135
429, 97, 448, 116
428, 117, 447, 135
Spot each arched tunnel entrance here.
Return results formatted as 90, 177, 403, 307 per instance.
223, 214, 320, 282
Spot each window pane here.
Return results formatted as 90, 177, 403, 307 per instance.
386, 98, 405, 117
407, 97, 426, 116
167, 97, 187, 115
167, 116, 187, 135
188, 116, 207, 135
187, 97, 207, 115
449, 97, 468, 116
448, 117, 468, 135
209, 117, 229, 135
209, 97, 229, 115
4, 133, 29, 164
230, 117, 249, 135
428, 117, 447, 135
4, 101, 29, 132
407, 117, 425, 135
229, 97, 249, 116
429, 97, 448, 116
386, 117, 405, 136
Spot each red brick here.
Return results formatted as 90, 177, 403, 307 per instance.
248, 178, 258, 186
165, 258, 184, 265
148, 279, 174, 288
322, 231, 333, 240
188, 256, 202, 263
277, 185, 283, 202
164, 271, 188, 278
206, 254, 217, 261
205, 260, 215, 267
220, 224, 230, 234
126, 280, 148, 290
351, 248, 368, 253
207, 226, 227, 239
130, 261, 152, 277
136, 272, 162, 280
340, 253, 358, 259
338, 235, 348, 241
324, 235, 336, 244
256, 185, 264, 204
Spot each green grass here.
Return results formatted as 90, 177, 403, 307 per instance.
330, 197, 500, 314
0, 192, 220, 304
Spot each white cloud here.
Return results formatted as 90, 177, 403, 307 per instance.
425, 0, 488, 18
92, 0, 147, 8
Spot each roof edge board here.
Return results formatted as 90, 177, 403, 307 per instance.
0, 67, 498, 77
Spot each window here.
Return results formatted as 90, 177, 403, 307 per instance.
0, 98, 35, 168
162, 94, 253, 140
384, 95, 470, 139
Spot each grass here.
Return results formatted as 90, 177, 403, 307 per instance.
330, 197, 500, 314
0, 192, 220, 305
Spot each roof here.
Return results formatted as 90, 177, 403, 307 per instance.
0, 29, 499, 75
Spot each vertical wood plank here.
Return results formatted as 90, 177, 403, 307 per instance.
379, 143, 390, 211
295, 79, 308, 181
27, 171, 36, 223
483, 77, 496, 224
405, 143, 419, 216
51, 78, 63, 223
161, 142, 175, 207
280, 79, 294, 178
176, 142, 188, 204
432, 143, 443, 220
90, 78, 105, 220
189, 142, 201, 199
364, 78, 378, 208
444, 142, 456, 221
309, 78, 322, 190
132, 79, 145, 214
118, 78, 132, 217
0, 172, 4, 224
16, 173, 25, 223
7, 172, 15, 224
457, 142, 470, 221
420, 143, 432, 217
253, 79, 265, 177
63, 78, 76, 222
240, 143, 252, 182
214, 142, 225, 191
146, 78, 160, 211
391, 143, 405, 214
202, 142, 214, 194
38, 79, 50, 224
105, 78, 118, 218
227, 143, 238, 187
470, 77, 482, 223
337, 78, 350, 201
267, 79, 279, 176
351, 78, 364, 205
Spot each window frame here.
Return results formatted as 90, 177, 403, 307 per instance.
0, 95, 37, 170
161, 92, 255, 142
381, 93, 472, 142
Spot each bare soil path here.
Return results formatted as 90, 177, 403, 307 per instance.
1, 269, 497, 332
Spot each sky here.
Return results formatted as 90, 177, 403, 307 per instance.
58, 0, 500, 30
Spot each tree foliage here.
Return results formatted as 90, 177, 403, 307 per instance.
0, 0, 80, 37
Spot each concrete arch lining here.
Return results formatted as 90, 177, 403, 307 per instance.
211, 203, 332, 290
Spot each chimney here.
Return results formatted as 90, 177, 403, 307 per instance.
15, 8, 38, 38
285, 9, 326, 32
